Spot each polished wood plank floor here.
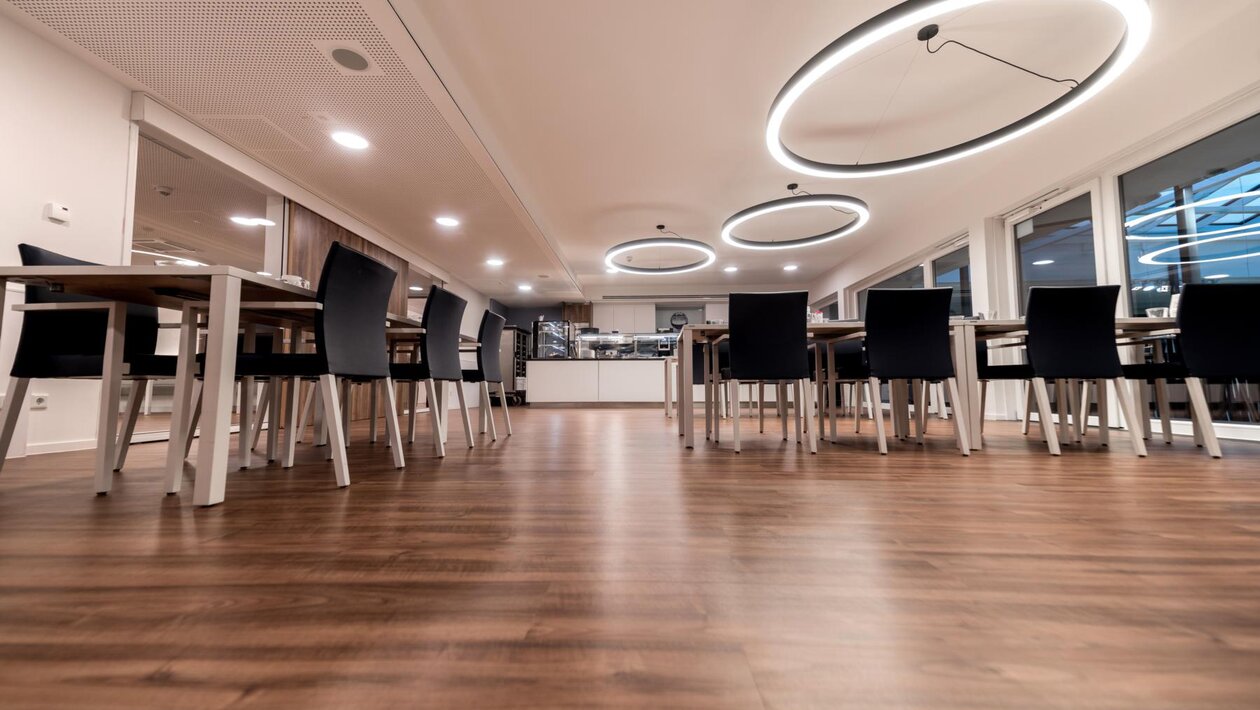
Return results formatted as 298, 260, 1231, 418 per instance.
2, 407, 1260, 709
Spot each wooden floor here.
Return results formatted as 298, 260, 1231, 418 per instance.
2, 407, 1260, 709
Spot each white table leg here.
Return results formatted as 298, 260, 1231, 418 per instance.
93, 303, 126, 495
193, 274, 242, 507
680, 328, 694, 448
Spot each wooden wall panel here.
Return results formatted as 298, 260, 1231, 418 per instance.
286, 202, 408, 316
287, 202, 412, 420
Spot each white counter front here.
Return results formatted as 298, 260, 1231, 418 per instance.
526, 359, 665, 403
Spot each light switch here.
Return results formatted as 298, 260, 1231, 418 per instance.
43, 203, 71, 224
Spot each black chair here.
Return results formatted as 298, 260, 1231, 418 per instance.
1024, 285, 1146, 457
389, 285, 469, 457
462, 310, 512, 440
1122, 283, 1260, 458
724, 291, 815, 453
0, 244, 177, 492
215, 242, 404, 485
863, 288, 969, 455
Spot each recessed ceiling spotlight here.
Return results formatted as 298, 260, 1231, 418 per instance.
783, 264, 799, 272
1032, 259, 1055, 266
435, 216, 460, 227
486, 258, 504, 266
331, 131, 370, 150
724, 266, 738, 273
230, 216, 275, 227
409, 286, 423, 292
518, 284, 533, 292
765, 0, 1152, 178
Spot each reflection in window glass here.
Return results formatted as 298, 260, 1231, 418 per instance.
1015, 193, 1097, 312
857, 265, 924, 317
932, 246, 971, 316
1121, 113, 1260, 315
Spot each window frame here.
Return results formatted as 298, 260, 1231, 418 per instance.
1003, 180, 1107, 316
846, 233, 969, 317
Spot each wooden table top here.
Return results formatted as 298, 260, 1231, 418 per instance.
0, 265, 314, 311
682, 317, 1178, 339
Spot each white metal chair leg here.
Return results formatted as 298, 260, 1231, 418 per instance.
868, 377, 887, 455
1031, 378, 1061, 456
1096, 379, 1110, 448
792, 380, 802, 444
369, 379, 380, 444
1111, 378, 1148, 457
295, 381, 314, 443
912, 379, 926, 445
114, 379, 148, 471
801, 378, 817, 454
481, 382, 498, 441
281, 377, 301, 468
248, 378, 269, 454
184, 380, 203, 459
497, 382, 513, 435
317, 374, 351, 486
265, 377, 281, 463
239, 376, 255, 466
407, 381, 419, 444
729, 379, 741, 453
758, 382, 765, 433
946, 377, 970, 456
778, 383, 788, 441
1021, 384, 1033, 435
979, 381, 988, 435
339, 379, 352, 442
0, 378, 31, 475
424, 380, 445, 457
381, 377, 405, 468
93, 303, 126, 495
454, 382, 475, 449
1185, 377, 1222, 458
1154, 378, 1173, 444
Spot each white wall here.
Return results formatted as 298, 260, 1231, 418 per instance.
0, 14, 136, 455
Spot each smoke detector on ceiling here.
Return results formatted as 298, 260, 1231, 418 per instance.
313, 40, 383, 76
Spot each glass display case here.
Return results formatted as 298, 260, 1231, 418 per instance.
574, 332, 678, 359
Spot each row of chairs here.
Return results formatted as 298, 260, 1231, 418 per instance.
0, 241, 512, 494
701, 284, 1255, 458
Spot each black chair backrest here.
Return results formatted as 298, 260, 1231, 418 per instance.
475, 310, 507, 383
1177, 283, 1260, 379
314, 242, 396, 378
12, 244, 159, 377
419, 285, 468, 381
1025, 285, 1123, 379
728, 291, 809, 381
864, 288, 954, 380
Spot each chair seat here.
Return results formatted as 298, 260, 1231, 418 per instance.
128, 354, 179, 378
978, 363, 1035, 381
391, 361, 463, 382
1122, 362, 1188, 382
233, 353, 328, 378
461, 369, 502, 384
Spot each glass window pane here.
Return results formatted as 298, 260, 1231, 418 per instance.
858, 265, 924, 317
1015, 193, 1097, 312
1121, 113, 1260, 315
932, 245, 971, 316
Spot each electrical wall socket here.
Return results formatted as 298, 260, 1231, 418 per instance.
30, 393, 48, 410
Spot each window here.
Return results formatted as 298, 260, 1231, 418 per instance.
857, 265, 924, 317
932, 246, 972, 316
1121, 113, 1260, 314
1014, 192, 1097, 312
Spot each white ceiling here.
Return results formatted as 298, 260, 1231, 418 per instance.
397, 0, 1257, 296
6, 0, 1259, 305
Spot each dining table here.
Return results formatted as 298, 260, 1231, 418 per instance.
676, 317, 1178, 451
0, 265, 429, 506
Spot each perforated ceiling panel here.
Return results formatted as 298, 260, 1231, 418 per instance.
9, 0, 575, 302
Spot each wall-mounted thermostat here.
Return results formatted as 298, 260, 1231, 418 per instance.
43, 203, 71, 224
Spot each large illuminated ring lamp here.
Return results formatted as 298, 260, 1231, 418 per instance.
1125, 189, 1260, 241
766, 0, 1152, 179
722, 194, 871, 250
604, 236, 717, 275
1137, 229, 1260, 266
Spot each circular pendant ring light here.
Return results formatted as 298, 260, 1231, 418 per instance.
1124, 189, 1260, 240
766, 0, 1152, 179
605, 229, 717, 275
1137, 229, 1260, 266
722, 194, 870, 250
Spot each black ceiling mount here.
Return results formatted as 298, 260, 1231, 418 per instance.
916, 24, 939, 42
786, 183, 799, 191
